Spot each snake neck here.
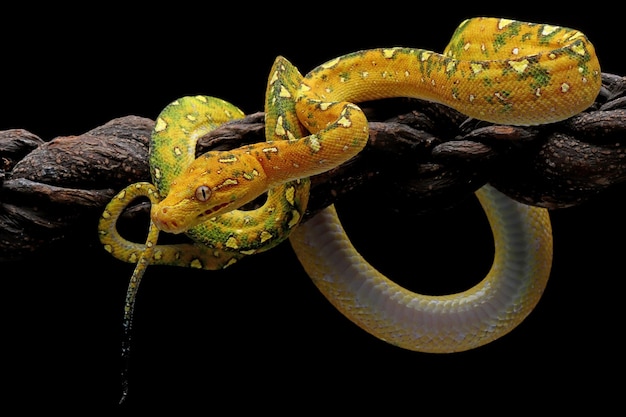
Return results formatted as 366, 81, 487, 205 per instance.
150, 123, 366, 234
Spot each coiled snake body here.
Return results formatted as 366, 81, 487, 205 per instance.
99, 17, 601, 365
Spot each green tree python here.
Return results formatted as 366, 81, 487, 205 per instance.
98, 18, 601, 365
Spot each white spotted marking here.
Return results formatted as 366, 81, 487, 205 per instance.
571, 42, 586, 56
279, 85, 291, 98
269, 70, 279, 86
285, 186, 295, 206
260, 230, 273, 243
508, 59, 529, 74
308, 135, 321, 152
382, 48, 398, 58
498, 18, 514, 30
319, 102, 332, 111
471, 63, 484, 74
154, 117, 167, 132
321, 57, 341, 69
541, 25, 559, 36
275, 115, 286, 136
337, 115, 351, 128
218, 155, 238, 164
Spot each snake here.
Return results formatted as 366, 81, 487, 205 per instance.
99, 17, 601, 367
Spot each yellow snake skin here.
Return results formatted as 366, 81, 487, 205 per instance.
99, 17, 601, 356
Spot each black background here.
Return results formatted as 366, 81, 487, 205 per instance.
3, 6, 623, 413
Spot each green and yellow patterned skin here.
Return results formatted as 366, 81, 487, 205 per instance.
99, 61, 310, 270
99, 17, 601, 355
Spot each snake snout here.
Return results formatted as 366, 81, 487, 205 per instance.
151, 206, 184, 234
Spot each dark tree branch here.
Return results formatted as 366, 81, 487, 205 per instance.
1, 73, 625, 260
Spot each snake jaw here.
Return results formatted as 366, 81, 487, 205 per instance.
195, 202, 231, 221
151, 200, 232, 234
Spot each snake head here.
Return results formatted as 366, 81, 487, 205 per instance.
151, 151, 267, 234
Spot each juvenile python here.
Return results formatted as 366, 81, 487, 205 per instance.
99, 17, 601, 361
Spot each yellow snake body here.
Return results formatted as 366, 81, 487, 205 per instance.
297, 18, 600, 127
99, 17, 601, 357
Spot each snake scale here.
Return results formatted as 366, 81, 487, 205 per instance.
99, 17, 601, 365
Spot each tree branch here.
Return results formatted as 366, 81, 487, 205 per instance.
1, 73, 625, 260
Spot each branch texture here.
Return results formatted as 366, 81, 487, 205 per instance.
1, 73, 625, 260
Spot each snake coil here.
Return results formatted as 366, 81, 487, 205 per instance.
97, 17, 601, 399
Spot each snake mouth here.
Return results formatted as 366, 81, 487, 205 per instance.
152, 202, 232, 234
197, 202, 230, 220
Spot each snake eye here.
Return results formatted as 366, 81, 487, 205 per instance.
195, 185, 211, 202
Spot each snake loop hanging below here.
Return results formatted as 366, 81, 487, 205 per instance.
98, 17, 601, 394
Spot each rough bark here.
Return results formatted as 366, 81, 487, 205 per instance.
1, 73, 624, 260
